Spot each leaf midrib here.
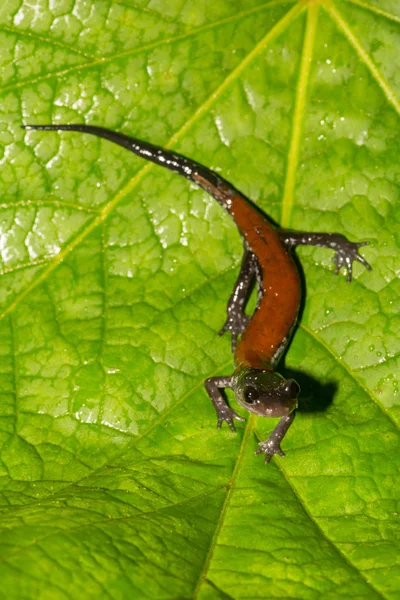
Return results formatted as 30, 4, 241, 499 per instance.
281, 2, 317, 228
0, 484, 229, 561
2, 4, 399, 595
192, 414, 255, 599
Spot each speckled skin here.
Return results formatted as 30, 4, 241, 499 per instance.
191, 172, 302, 369
22, 124, 371, 463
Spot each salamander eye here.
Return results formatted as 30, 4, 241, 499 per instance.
244, 385, 261, 404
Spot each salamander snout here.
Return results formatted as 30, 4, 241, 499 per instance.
281, 379, 300, 399
234, 368, 299, 418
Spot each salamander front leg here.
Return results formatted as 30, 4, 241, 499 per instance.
279, 231, 372, 282
204, 376, 245, 432
219, 250, 259, 353
255, 413, 295, 464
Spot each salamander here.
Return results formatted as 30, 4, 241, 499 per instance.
22, 124, 371, 463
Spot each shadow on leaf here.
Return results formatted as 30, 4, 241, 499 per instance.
281, 366, 337, 413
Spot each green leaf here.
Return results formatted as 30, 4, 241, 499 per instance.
0, 0, 399, 597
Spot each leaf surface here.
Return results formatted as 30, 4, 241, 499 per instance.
0, 0, 399, 598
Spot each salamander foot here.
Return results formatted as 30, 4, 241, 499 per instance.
204, 375, 245, 433
279, 231, 372, 282
217, 407, 245, 433
255, 439, 285, 464
218, 314, 249, 353
254, 413, 295, 464
332, 237, 371, 282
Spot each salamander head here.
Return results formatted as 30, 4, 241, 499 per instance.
234, 368, 299, 417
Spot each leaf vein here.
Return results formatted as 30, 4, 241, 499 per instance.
273, 459, 387, 599
325, 0, 400, 117
300, 323, 400, 430
344, 0, 400, 25
281, 2, 318, 227
0, 2, 303, 322
192, 415, 256, 598
0, 485, 227, 559
0, 0, 298, 96
0, 24, 93, 58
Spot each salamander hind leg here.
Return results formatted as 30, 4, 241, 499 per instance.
279, 231, 372, 282
204, 376, 245, 433
218, 249, 259, 353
